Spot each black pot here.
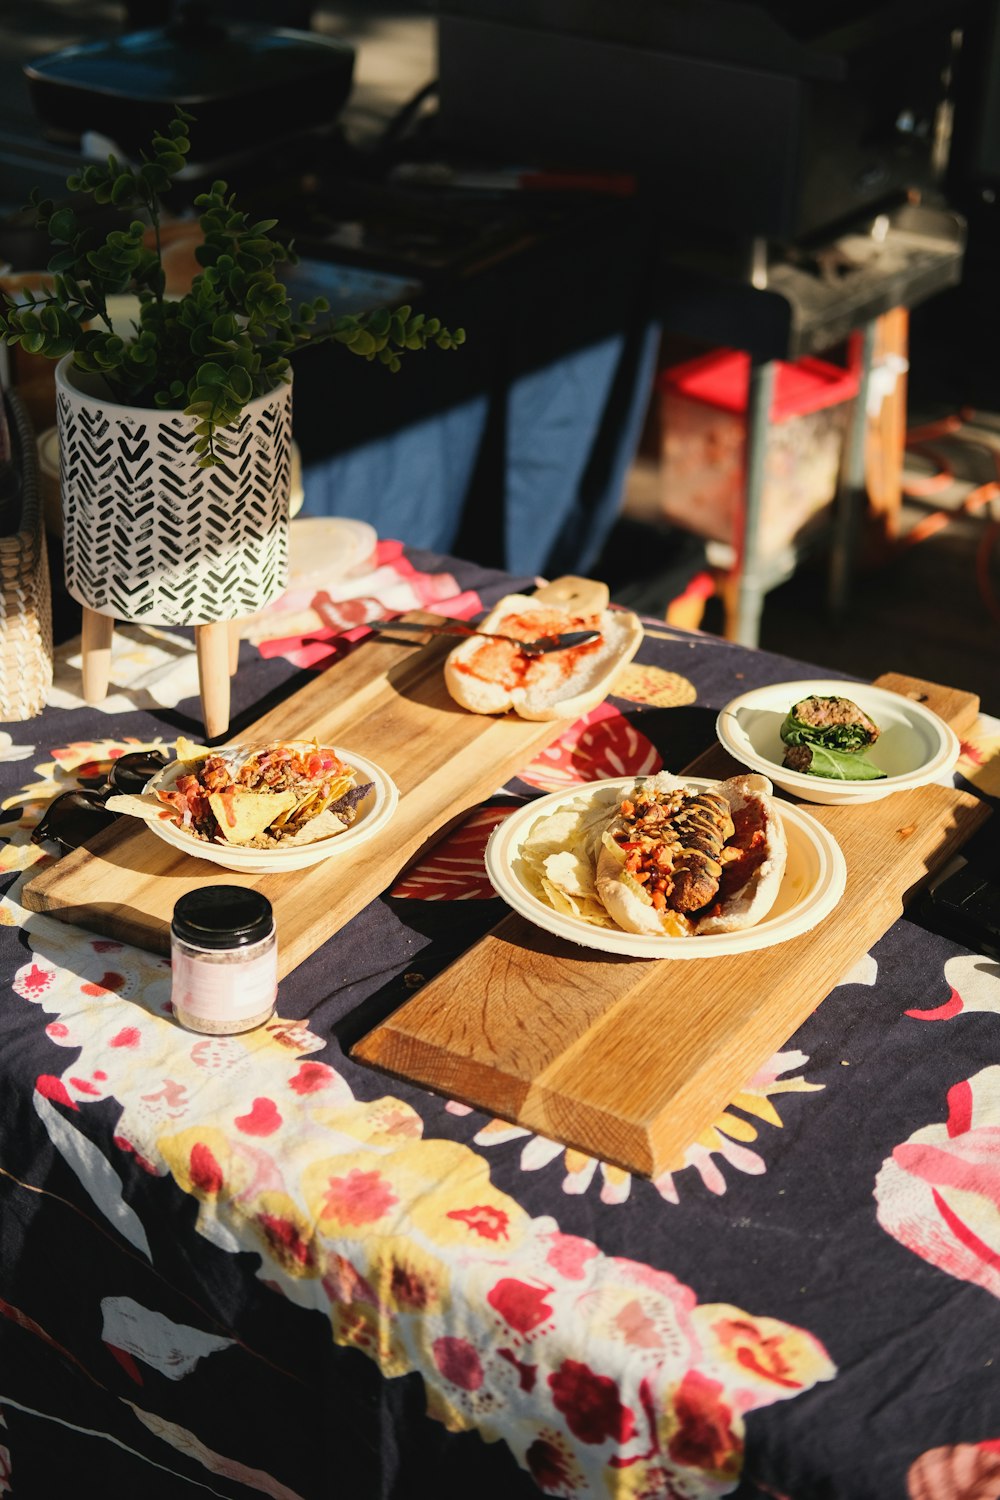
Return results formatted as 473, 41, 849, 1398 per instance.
23, 3, 355, 163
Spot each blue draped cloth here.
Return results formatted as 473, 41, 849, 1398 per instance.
292, 203, 661, 578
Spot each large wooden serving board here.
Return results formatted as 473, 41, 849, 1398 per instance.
21, 578, 610, 977
354, 674, 991, 1178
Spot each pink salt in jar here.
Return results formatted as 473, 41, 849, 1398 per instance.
171, 886, 277, 1035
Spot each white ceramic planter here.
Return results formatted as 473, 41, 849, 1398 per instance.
55, 356, 292, 627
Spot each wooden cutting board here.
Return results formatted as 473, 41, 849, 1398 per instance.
353, 674, 991, 1178
21, 577, 610, 976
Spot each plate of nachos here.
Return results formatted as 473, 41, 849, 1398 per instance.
107, 736, 398, 872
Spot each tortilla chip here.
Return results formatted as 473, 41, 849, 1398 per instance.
274, 807, 345, 846
540, 876, 619, 929
514, 789, 631, 931
542, 848, 597, 900
105, 792, 175, 824
174, 735, 211, 763
208, 788, 298, 846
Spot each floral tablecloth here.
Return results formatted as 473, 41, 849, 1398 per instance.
1, 541, 999, 1500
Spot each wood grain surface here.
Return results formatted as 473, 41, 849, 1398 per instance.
353, 674, 991, 1177
21, 578, 610, 975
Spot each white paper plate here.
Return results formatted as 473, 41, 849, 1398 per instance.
484, 776, 847, 959
715, 679, 961, 805
286, 517, 378, 585
144, 748, 398, 873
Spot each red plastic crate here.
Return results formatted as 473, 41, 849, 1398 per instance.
658, 348, 860, 555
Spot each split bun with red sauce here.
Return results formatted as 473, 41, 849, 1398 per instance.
443, 593, 643, 720
594, 771, 787, 937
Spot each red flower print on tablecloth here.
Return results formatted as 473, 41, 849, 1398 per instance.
956, 721, 1000, 799
446, 1202, 511, 1240
488, 1279, 555, 1335
189, 1142, 225, 1196
256, 1210, 318, 1274
234, 1097, 283, 1136
288, 1060, 340, 1095
5, 862, 839, 1500
433, 1336, 484, 1391
110, 1026, 142, 1049
35, 1074, 79, 1110
876, 1065, 1000, 1298
711, 1318, 802, 1391
668, 1369, 741, 1477
319, 1167, 398, 1227
526, 1429, 585, 1494
549, 1359, 636, 1445
518, 704, 662, 792
467, 1049, 824, 1207
908, 1437, 1000, 1499
391, 804, 514, 899
13, 961, 54, 999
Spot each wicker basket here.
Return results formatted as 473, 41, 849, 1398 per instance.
0, 390, 53, 720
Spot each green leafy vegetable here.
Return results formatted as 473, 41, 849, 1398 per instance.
778, 693, 885, 780
784, 743, 886, 781
780, 700, 877, 754
0, 108, 465, 467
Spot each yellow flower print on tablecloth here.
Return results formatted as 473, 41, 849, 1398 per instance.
957, 723, 1000, 799
303, 1137, 530, 1256
7, 873, 837, 1500
612, 661, 698, 708
2, 736, 174, 815
464, 1050, 824, 1207
323, 1234, 451, 1378
162, 1124, 322, 1283
0, 736, 174, 874
309, 1094, 424, 1150
329, 1233, 450, 1323
699, 1305, 837, 1399
644, 1308, 834, 1488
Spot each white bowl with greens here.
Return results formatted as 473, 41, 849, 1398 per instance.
715, 679, 961, 805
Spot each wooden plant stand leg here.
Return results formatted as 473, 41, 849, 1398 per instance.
228, 619, 241, 676
195, 621, 231, 740
80, 606, 115, 704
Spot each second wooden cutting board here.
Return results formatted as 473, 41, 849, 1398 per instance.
353, 674, 991, 1178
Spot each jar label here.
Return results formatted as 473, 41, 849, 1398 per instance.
171, 948, 277, 1024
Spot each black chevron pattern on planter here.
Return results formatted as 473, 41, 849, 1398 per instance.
57, 384, 293, 627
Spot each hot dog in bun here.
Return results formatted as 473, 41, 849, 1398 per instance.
593, 770, 787, 937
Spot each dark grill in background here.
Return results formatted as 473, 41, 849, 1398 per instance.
435, 0, 963, 246
0, 1, 997, 687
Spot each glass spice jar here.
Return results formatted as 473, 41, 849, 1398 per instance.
171, 886, 277, 1035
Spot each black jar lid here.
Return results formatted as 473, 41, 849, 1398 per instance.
172, 886, 274, 950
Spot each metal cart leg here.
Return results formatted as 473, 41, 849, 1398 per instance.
829, 318, 877, 614
732, 356, 776, 647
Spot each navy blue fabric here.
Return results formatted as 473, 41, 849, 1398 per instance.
2, 554, 998, 1500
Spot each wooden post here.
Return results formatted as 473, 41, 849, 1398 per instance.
864, 306, 909, 560
228, 619, 241, 676
80, 606, 114, 704
195, 620, 231, 739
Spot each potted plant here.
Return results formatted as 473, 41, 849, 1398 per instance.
0, 108, 464, 734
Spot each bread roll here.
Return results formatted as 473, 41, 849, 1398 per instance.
594, 771, 787, 936
443, 593, 643, 720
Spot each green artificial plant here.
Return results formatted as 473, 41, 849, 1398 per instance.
0, 108, 464, 465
